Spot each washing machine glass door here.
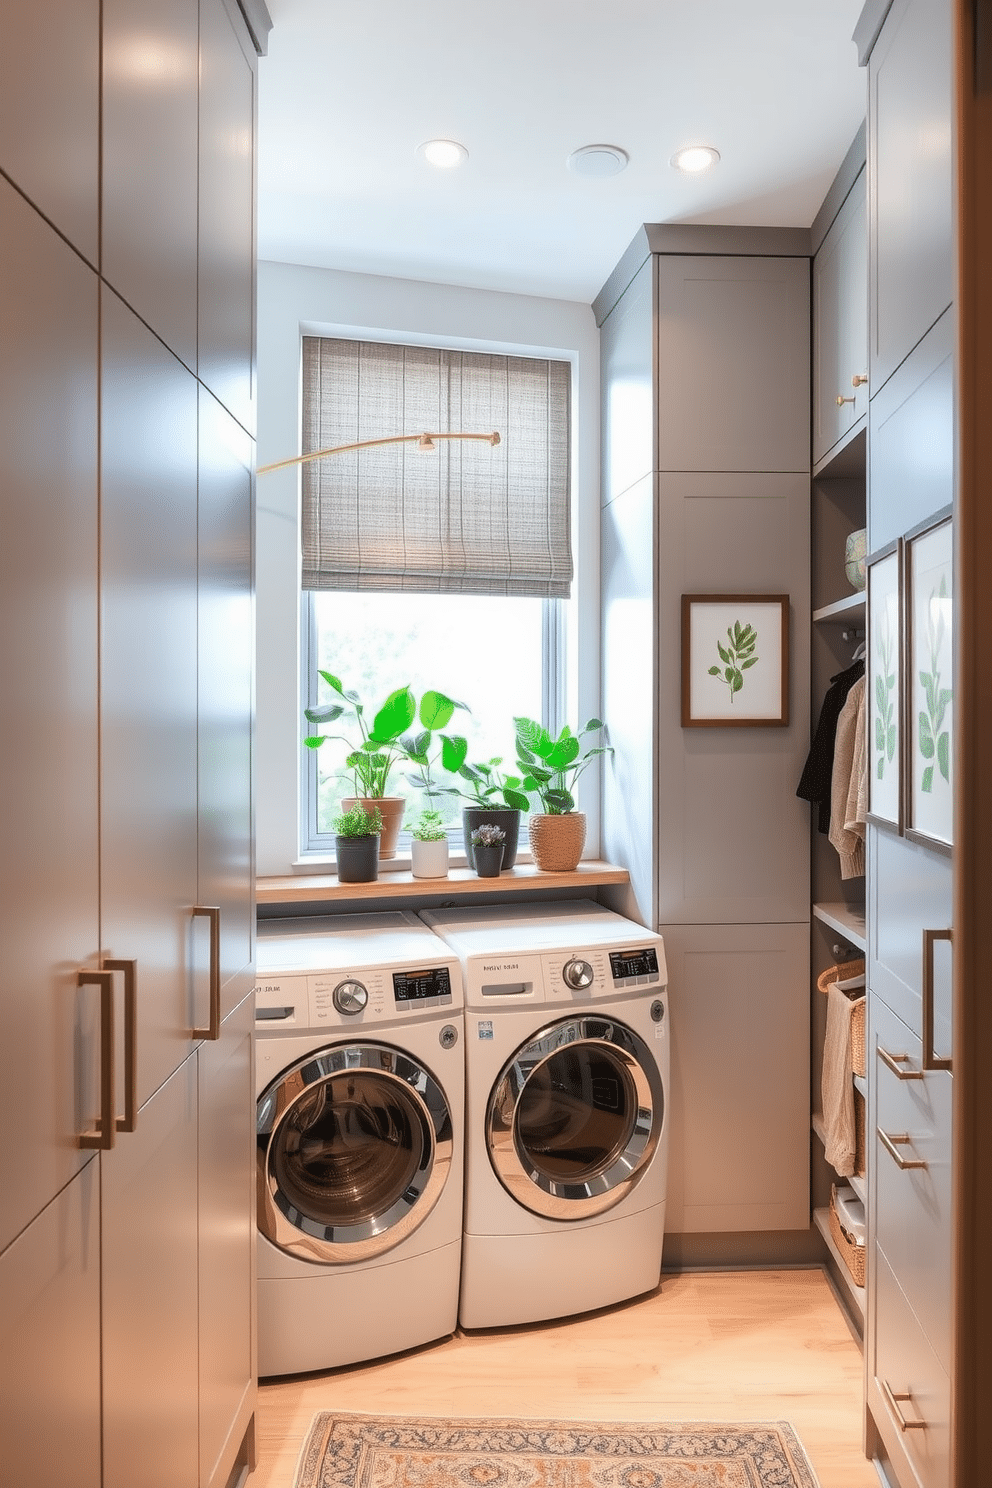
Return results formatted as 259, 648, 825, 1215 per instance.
487, 1016, 663, 1220
256, 1042, 453, 1263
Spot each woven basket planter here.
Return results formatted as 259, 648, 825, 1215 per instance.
529, 812, 586, 872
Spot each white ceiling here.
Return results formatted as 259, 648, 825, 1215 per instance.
257, 0, 867, 305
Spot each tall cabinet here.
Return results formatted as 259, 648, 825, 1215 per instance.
596, 227, 817, 1261
855, 1, 955, 1486
0, 1, 266, 1486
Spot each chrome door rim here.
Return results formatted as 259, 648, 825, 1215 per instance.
256, 1042, 453, 1264
486, 1015, 663, 1221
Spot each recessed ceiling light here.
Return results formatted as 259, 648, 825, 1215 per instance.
671, 145, 721, 175
567, 144, 629, 179
418, 139, 468, 170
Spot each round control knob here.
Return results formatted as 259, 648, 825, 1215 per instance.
562, 958, 594, 991
332, 979, 369, 1015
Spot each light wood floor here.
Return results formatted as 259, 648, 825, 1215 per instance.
252, 1268, 878, 1488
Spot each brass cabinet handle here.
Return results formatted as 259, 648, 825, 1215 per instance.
78, 969, 115, 1150
104, 958, 138, 1133
836, 394, 856, 406
922, 928, 953, 1072
192, 906, 222, 1040
877, 1128, 927, 1170
877, 1046, 924, 1081
880, 1378, 927, 1431
852, 373, 869, 387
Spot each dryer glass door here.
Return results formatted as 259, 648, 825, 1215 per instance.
257, 1043, 453, 1263
487, 1016, 663, 1220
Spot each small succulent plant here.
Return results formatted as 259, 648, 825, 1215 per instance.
470, 823, 506, 848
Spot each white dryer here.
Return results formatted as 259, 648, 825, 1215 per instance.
420, 899, 669, 1330
253, 911, 464, 1376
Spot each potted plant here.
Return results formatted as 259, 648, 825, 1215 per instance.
409, 809, 450, 879
304, 671, 468, 859
455, 757, 531, 870
332, 802, 382, 884
470, 823, 506, 878
513, 716, 612, 871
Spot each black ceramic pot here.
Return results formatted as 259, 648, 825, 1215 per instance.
335, 834, 379, 884
473, 843, 504, 878
462, 807, 520, 870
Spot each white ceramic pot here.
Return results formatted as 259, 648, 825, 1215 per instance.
410, 837, 449, 879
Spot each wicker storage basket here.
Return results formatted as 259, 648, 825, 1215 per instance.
829, 1184, 866, 1287
817, 958, 867, 1078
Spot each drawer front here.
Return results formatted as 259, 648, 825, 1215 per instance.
871, 1245, 950, 1488
871, 995, 952, 1372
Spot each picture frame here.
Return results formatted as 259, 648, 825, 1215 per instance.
681, 594, 790, 727
905, 508, 953, 853
865, 539, 903, 833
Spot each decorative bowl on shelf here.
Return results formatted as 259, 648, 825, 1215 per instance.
845, 528, 867, 592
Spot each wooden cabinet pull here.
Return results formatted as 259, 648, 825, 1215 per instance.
877, 1128, 927, 1170
877, 1046, 924, 1081
881, 1378, 927, 1431
78, 970, 115, 1150
104, 958, 138, 1132
192, 906, 222, 1040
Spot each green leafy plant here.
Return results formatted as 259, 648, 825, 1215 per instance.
918, 576, 952, 793
874, 610, 897, 780
331, 802, 382, 837
707, 620, 759, 703
304, 672, 468, 799
470, 823, 506, 847
513, 717, 612, 815
454, 756, 531, 812
410, 809, 448, 842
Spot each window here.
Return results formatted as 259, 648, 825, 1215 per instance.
299, 335, 572, 856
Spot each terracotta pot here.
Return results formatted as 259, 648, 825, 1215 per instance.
335, 834, 379, 883
410, 837, 449, 879
528, 812, 586, 872
342, 796, 405, 858
462, 807, 520, 870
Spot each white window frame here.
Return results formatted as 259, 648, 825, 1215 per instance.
299, 591, 566, 858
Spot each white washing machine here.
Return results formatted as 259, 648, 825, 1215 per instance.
253, 911, 464, 1376
420, 899, 669, 1329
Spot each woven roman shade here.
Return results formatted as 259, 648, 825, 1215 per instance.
300, 337, 572, 596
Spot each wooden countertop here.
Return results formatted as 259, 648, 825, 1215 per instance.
256, 859, 630, 907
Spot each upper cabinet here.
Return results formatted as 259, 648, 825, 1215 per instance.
867, 0, 953, 390
102, 0, 200, 373
656, 255, 810, 474
813, 171, 868, 466
0, 0, 100, 265
199, 0, 257, 434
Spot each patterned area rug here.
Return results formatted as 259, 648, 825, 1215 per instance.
293, 1412, 820, 1487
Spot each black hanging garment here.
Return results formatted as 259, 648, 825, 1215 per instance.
796, 660, 865, 833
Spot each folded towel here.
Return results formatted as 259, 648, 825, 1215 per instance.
822, 980, 857, 1176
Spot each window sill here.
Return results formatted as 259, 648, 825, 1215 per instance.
256, 859, 630, 908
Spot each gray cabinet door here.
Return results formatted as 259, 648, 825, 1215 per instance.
198, 386, 255, 1012
0, 1165, 102, 1488
102, 0, 199, 371
813, 173, 868, 465
868, 0, 953, 391
0, 0, 99, 264
101, 1054, 200, 1488
198, 995, 255, 1488
199, 0, 256, 433
100, 290, 201, 1102
0, 178, 100, 1251
660, 922, 810, 1233
656, 255, 809, 474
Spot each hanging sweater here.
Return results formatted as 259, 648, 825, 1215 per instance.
829, 675, 867, 880
796, 660, 865, 832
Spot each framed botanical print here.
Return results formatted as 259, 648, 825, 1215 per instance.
905, 509, 954, 852
681, 595, 789, 727
866, 540, 902, 831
